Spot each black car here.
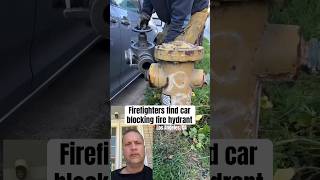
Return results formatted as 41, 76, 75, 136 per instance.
110, 0, 159, 100
0, 0, 106, 122
0, 0, 159, 122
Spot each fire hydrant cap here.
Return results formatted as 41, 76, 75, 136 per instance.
148, 63, 167, 88
155, 41, 204, 62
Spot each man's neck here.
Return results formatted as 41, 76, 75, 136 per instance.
123, 164, 144, 174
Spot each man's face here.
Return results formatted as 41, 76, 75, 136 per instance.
123, 132, 145, 166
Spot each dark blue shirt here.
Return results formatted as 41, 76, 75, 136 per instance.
142, 0, 209, 43
111, 166, 152, 180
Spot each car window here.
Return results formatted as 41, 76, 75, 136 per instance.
113, 0, 140, 12
111, 0, 117, 5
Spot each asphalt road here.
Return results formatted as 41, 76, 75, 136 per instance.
111, 76, 148, 106
0, 40, 108, 139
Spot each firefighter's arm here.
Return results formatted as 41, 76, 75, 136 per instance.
164, 0, 194, 43
141, 0, 153, 16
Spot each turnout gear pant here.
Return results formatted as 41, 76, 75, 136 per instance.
156, 8, 209, 45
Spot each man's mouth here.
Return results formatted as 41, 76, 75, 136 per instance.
130, 153, 140, 158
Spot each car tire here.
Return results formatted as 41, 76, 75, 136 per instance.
90, 0, 108, 39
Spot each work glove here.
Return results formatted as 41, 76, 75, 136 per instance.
138, 12, 150, 29
155, 32, 165, 45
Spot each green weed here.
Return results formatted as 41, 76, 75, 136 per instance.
260, 73, 320, 178
153, 131, 210, 180
269, 0, 320, 40
147, 39, 211, 179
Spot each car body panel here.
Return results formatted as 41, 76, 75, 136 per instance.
0, 0, 36, 117
30, 1, 97, 88
0, 0, 160, 120
118, 1, 140, 89
0, 0, 100, 121
110, 4, 123, 96
110, 0, 158, 99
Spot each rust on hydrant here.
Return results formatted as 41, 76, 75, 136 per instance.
147, 7, 209, 106
148, 41, 205, 105
212, 1, 301, 139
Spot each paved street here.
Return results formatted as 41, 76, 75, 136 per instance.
111, 76, 148, 106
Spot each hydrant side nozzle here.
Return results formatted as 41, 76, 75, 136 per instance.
148, 63, 167, 88
191, 69, 205, 87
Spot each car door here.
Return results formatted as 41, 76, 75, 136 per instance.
118, 0, 157, 88
110, 0, 157, 99
110, 1, 123, 98
110, 0, 138, 93
0, 1, 36, 119
118, 0, 141, 88
110, 0, 140, 96
30, 0, 97, 89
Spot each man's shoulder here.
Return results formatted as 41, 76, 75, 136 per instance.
111, 168, 123, 177
111, 166, 152, 179
143, 166, 153, 180
143, 165, 153, 178
144, 165, 152, 173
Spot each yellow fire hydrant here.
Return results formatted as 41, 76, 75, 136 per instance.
148, 41, 205, 105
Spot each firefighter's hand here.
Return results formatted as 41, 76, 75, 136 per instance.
138, 12, 150, 29
155, 32, 165, 45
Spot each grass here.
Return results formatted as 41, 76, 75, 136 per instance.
145, 38, 210, 179
260, 73, 320, 178
262, 2, 320, 178
153, 131, 209, 180
193, 38, 210, 115
269, 0, 320, 40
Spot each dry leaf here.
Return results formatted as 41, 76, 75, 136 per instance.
196, 115, 203, 121
274, 168, 295, 180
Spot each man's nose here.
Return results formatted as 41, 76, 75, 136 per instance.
130, 143, 137, 150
